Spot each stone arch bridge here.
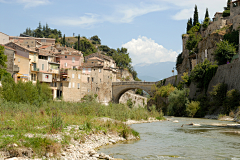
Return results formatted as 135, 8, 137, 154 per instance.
112, 82, 156, 103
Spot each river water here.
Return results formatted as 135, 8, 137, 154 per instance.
99, 117, 240, 160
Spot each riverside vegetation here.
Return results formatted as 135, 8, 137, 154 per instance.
150, 60, 240, 121
0, 74, 163, 159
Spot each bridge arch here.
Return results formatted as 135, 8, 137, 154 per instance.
112, 82, 156, 103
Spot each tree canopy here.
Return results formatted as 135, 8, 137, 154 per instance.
193, 5, 199, 26
90, 35, 101, 45
23, 22, 62, 43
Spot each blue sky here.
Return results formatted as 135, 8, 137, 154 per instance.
0, 0, 227, 65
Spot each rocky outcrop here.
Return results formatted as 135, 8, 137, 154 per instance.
119, 90, 147, 108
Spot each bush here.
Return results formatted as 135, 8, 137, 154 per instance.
209, 83, 228, 107
127, 98, 133, 108
214, 40, 236, 65
186, 101, 200, 117
168, 88, 189, 116
1, 75, 52, 106
181, 72, 191, 86
190, 60, 217, 91
223, 89, 240, 114
202, 17, 210, 29
223, 10, 230, 17
195, 94, 210, 117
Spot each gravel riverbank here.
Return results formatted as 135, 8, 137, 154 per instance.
1, 118, 162, 160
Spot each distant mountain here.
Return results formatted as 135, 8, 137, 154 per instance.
134, 62, 177, 82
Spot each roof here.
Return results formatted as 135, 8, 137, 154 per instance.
214, 12, 223, 16
55, 51, 81, 56
85, 52, 115, 62
39, 49, 58, 56
5, 42, 37, 53
89, 57, 104, 61
0, 45, 15, 51
0, 32, 9, 37
39, 45, 51, 49
10, 36, 55, 41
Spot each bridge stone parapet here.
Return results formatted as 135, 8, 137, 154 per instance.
112, 81, 156, 103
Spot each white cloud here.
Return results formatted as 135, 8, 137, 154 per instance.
164, 0, 227, 20
54, 13, 100, 27
52, 3, 167, 27
0, 0, 50, 8
17, 0, 50, 8
122, 36, 178, 65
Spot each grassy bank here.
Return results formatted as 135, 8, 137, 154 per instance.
0, 98, 163, 158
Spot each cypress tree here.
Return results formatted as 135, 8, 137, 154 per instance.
78, 34, 80, 51
205, 8, 209, 19
227, 0, 231, 9
193, 5, 199, 26
62, 34, 66, 46
187, 18, 193, 33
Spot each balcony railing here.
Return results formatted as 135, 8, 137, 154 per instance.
48, 69, 60, 74
61, 77, 71, 81
31, 67, 39, 72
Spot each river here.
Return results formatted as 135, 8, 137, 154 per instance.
98, 117, 240, 160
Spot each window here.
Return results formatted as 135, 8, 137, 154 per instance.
45, 75, 49, 79
78, 74, 80, 79
72, 57, 75, 63
65, 56, 67, 58
34, 54, 36, 61
83, 68, 86, 73
100, 79, 101, 82
72, 74, 74, 79
88, 89, 90, 92
92, 77, 94, 82
31, 74, 36, 81
65, 63, 67, 67
42, 64, 44, 70
77, 83, 80, 89
99, 69, 101, 73
54, 82, 57, 87
68, 82, 71, 88
18, 58, 20, 63
87, 77, 90, 83
88, 68, 91, 72
72, 82, 75, 88
60, 83, 62, 87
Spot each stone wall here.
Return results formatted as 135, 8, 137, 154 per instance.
119, 91, 147, 108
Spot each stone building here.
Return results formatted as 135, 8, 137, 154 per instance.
0, 32, 9, 45
1, 45, 19, 81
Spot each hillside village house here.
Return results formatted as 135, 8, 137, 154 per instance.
0, 32, 9, 45
1, 45, 19, 82
0, 32, 119, 102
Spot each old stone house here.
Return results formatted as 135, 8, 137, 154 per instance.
0, 45, 19, 82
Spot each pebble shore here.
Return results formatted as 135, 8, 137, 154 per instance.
1, 118, 161, 160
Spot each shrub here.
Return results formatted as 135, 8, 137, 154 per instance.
190, 60, 218, 91
202, 17, 210, 29
186, 101, 200, 117
168, 88, 189, 116
195, 94, 210, 117
209, 83, 228, 107
223, 10, 230, 17
127, 98, 133, 108
223, 89, 240, 113
181, 72, 191, 86
214, 40, 236, 65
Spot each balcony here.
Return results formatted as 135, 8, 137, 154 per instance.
31, 67, 39, 72
13, 65, 19, 72
53, 78, 61, 82
48, 68, 60, 74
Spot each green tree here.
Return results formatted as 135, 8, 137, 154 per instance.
168, 88, 189, 116
186, 18, 193, 33
214, 40, 236, 65
193, 5, 199, 26
35, 22, 43, 38
186, 101, 200, 117
202, 17, 210, 29
62, 34, 66, 46
90, 35, 101, 45
0, 45, 8, 80
205, 8, 209, 18
112, 48, 132, 69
